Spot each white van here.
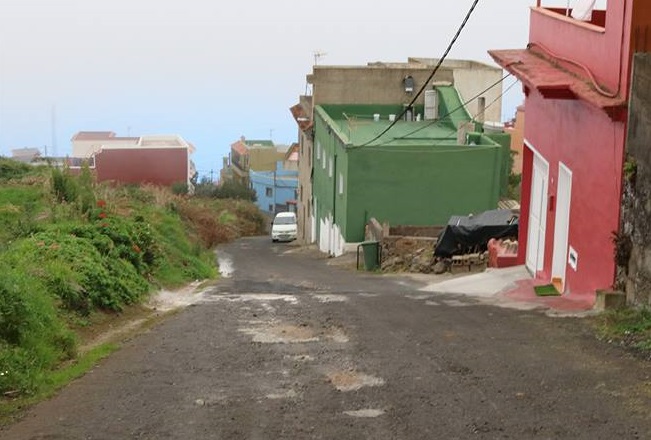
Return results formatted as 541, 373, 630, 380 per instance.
271, 212, 297, 242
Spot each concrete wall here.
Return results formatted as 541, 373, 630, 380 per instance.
310, 65, 453, 107
621, 53, 651, 305
249, 148, 285, 172
94, 148, 189, 186
310, 61, 503, 122
296, 101, 315, 244
452, 67, 503, 122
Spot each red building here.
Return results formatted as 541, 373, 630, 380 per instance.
490, 1, 651, 296
69, 132, 196, 189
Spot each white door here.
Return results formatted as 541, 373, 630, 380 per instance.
551, 163, 572, 292
526, 152, 549, 274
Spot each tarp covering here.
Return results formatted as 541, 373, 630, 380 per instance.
435, 209, 519, 258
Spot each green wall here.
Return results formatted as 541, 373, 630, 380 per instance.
311, 90, 506, 244
344, 145, 502, 241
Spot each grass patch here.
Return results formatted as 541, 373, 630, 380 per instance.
596, 307, 651, 354
534, 284, 560, 297
0, 343, 118, 426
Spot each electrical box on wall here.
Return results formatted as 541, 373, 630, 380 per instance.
568, 246, 578, 271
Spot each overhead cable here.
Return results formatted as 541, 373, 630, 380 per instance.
358, 0, 481, 147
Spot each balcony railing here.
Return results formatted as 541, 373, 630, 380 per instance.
535, 1, 607, 28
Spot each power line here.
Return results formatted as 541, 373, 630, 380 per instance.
372, 73, 513, 147
435, 77, 521, 144
359, 0, 481, 147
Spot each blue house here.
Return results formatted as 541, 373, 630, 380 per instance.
250, 145, 299, 214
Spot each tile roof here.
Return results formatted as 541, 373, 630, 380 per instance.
290, 103, 313, 132
231, 141, 249, 156
489, 47, 627, 122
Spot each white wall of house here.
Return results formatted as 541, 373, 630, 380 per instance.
318, 213, 346, 257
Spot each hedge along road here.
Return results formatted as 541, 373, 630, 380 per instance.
3, 236, 651, 439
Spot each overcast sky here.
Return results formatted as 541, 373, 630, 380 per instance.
0, 0, 607, 177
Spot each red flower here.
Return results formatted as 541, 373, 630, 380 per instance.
98, 212, 107, 219
96, 199, 107, 208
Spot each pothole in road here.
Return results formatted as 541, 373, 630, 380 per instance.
343, 409, 386, 418
265, 389, 299, 400
240, 324, 318, 344
312, 294, 349, 303
326, 371, 385, 392
239, 323, 349, 345
204, 293, 299, 304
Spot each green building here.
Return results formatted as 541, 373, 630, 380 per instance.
312, 85, 509, 256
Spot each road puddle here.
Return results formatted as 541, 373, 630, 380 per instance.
216, 251, 235, 278
148, 281, 206, 311
326, 371, 385, 392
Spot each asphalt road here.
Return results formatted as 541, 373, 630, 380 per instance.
4, 237, 651, 439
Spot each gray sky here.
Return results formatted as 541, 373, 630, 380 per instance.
0, 0, 606, 177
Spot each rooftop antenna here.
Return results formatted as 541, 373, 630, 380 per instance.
313, 51, 327, 66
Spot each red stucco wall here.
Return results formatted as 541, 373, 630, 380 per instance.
529, 3, 633, 95
95, 148, 188, 186
522, 91, 625, 294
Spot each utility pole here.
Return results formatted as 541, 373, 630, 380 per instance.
210, 169, 214, 183
51, 105, 57, 158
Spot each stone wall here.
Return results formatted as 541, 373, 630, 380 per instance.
620, 53, 651, 306
366, 218, 441, 273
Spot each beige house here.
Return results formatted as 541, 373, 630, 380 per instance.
222, 137, 286, 186
290, 57, 505, 245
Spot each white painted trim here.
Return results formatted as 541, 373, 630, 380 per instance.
551, 162, 573, 292
525, 140, 550, 275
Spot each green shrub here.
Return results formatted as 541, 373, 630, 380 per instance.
0, 266, 75, 394
0, 158, 32, 181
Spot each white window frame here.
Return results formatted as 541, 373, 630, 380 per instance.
338, 173, 344, 194
328, 158, 333, 177
322, 150, 327, 169
316, 141, 321, 160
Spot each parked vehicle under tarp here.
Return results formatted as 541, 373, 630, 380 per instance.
435, 209, 518, 258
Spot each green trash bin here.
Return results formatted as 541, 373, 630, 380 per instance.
360, 241, 380, 271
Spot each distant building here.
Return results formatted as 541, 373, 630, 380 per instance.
221, 137, 286, 186
69, 131, 196, 190
250, 152, 299, 214
291, 57, 505, 246
11, 147, 41, 163
311, 85, 509, 257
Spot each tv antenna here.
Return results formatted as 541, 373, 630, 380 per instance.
313, 51, 327, 66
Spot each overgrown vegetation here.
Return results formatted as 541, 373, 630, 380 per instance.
194, 177, 257, 202
0, 158, 265, 398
